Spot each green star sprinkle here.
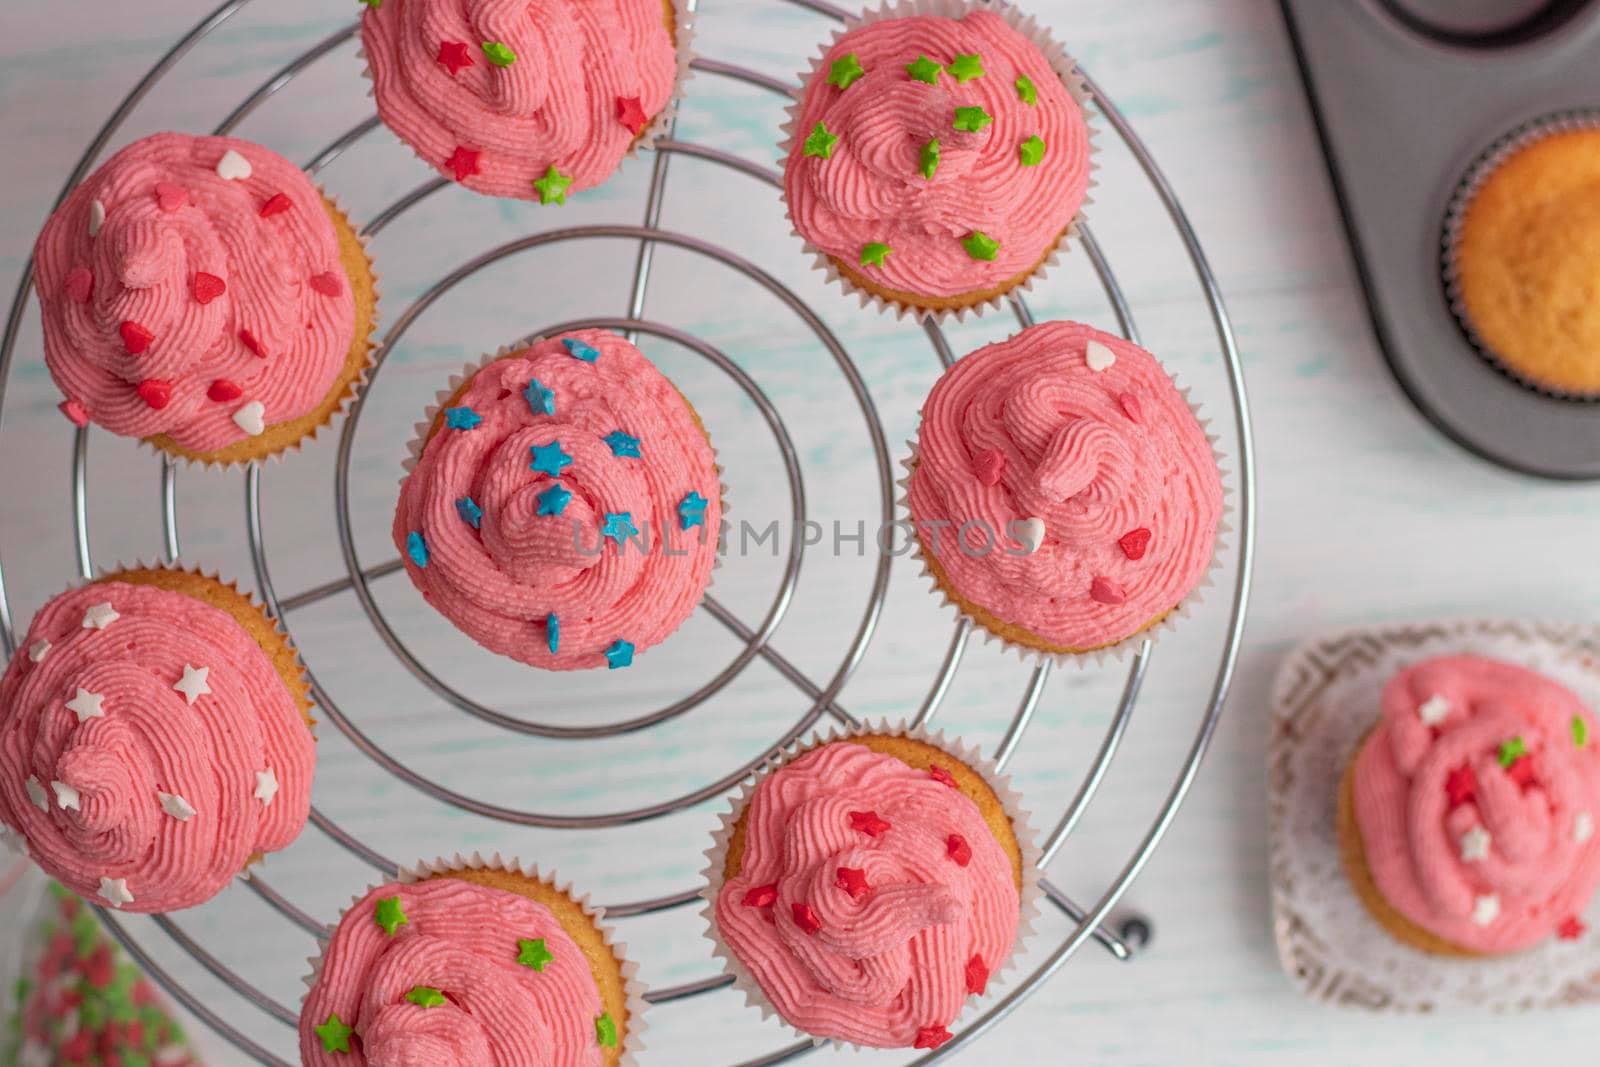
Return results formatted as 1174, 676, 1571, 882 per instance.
953, 106, 993, 133
406, 985, 447, 1008
948, 53, 985, 82
1498, 735, 1528, 768
533, 164, 573, 205
314, 1012, 355, 1054
920, 137, 940, 180
516, 937, 554, 971
1019, 134, 1046, 166
828, 53, 865, 90
962, 231, 1000, 261
906, 54, 943, 85
595, 1012, 618, 1048
860, 242, 891, 268
374, 896, 408, 937
481, 41, 517, 67
1015, 74, 1038, 105
803, 121, 839, 159
1576, 715, 1590, 748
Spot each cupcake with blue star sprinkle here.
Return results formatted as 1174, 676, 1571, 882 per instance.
395, 329, 721, 670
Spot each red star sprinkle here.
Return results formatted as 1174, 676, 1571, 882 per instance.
1558, 916, 1587, 941
972, 447, 1006, 486
136, 379, 173, 409
792, 902, 822, 935
191, 271, 226, 305
119, 320, 154, 354
1118, 391, 1142, 422
155, 182, 187, 212
1507, 755, 1539, 791
616, 95, 650, 136
947, 833, 972, 867
64, 266, 94, 303
207, 379, 243, 402
1118, 527, 1152, 560
445, 145, 482, 182
929, 765, 959, 789
964, 954, 988, 995
849, 810, 891, 837
741, 883, 778, 908
914, 1025, 953, 1050
82, 946, 114, 988
1090, 576, 1127, 605
1445, 765, 1476, 808
59, 1032, 91, 1061
59, 399, 89, 427
239, 327, 267, 358
259, 192, 293, 218
835, 866, 872, 902
309, 271, 343, 297
437, 40, 474, 75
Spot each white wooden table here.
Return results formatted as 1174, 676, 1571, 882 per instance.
1, 1, 1595, 1064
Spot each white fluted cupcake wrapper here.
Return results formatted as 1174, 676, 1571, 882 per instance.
299, 852, 648, 1067
778, 0, 1098, 323
699, 718, 1041, 1051
1441, 108, 1600, 402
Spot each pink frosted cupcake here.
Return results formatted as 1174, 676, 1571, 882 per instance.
395, 330, 721, 671
906, 320, 1222, 658
1340, 655, 1600, 956
360, 0, 688, 202
783, 1, 1092, 318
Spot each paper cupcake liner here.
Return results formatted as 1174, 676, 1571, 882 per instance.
1268, 619, 1600, 1011
356, 0, 695, 199
778, 0, 1099, 323
298, 853, 647, 1066
1441, 109, 1600, 402
699, 718, 1042, 1051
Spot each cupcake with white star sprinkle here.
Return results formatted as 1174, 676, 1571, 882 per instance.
0, 567, 315, 912
1340, 655, 1600, 956
395, 329, 722, 671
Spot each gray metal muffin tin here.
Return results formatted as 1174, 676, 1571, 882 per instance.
1279, 0, 1600, 479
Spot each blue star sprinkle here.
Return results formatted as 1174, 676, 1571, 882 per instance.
546, 612, 560, 654
562, 337, 600, 363
604, 430, 641, 458
524, 378, 556, 417
444, 406, 481, 430
604, 639, 634, 669
529, 440, 573, 477
600, 511, 638, 546
678, 490, 709, 531
535, 482, 572, 516
406, 531, 429, 568
455, 496, 483, 529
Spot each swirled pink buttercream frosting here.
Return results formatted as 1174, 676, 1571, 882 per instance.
0, 581, 313, 912
301, 877, 609, 1066
395, 330, 720, 670
714, 742, 1019, 1048
33, 133, 356, 453
785, 9, 1089, 300
361, 0, 678, 200
907, 320, 1221, 651
1353, 655, 1600, 954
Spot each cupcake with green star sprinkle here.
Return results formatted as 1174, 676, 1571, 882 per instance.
300, 853, 646, 1066
782, 0, 1094, 320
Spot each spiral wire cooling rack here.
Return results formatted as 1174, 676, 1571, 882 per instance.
0, 0, 1256, 1062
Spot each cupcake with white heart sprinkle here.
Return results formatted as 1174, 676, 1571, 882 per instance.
902, 320, 1224, 661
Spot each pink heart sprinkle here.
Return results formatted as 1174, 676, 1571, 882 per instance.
59, 399, 89, 427
308, 271, 343, 297
1090, 576, 1127, 605
1118, 392, 1142, 422
155, 182, 188, 212
64, 267, 94, 304
972, 448, 1006, 487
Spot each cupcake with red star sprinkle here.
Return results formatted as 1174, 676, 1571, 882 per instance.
32, 132, 378, 465
1340, 655, 1600, 956
360, 0, 693, 202
702, 723, 1039, 1050
782, 0, 1093, 319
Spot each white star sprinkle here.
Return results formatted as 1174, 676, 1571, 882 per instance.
157, 791, 196, 821
1459, 825, 1491, 862
1085, 340, 1117, 372
65, 687, 105, 723
97, 876, 134, 907
173, 664, 211, 706
1472, 893, 1500, 926
24, 776, 49, 812
253, 767, 278, 806
1576, 811, 1594, 845
51, 780, 81, 811
81, 602, 119, 630
27, 639, 50, 663
88, 199, 105, 238
1417, 694, 1451, 726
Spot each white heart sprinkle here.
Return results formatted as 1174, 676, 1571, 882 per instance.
1085, 340, 1117, 372
1015, 516, 1046, 555
28, 640, 50, 663
51, 780, 81, 811
232, 400, 265, 436
88, 199, 105, 238
215, 148, 253, 181
1417, 694, 1451, 726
